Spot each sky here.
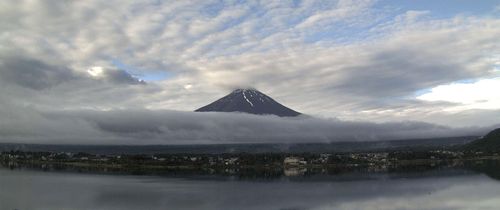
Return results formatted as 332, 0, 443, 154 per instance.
0, 0, 499, 144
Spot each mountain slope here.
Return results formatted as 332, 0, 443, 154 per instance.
464, 128, 500, 151
195, 88, 301, 117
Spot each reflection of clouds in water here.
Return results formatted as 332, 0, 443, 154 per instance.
328, 178, 499, 210
1, 169, 500, 210
93, 190, 164, 208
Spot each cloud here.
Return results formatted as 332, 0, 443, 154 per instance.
0, 55, 145, 89
400, 10, 430, 23
0, 56, 78, 90
0, 54, 155, 115
295, 0, 375, 29
88, 66, 145, 85
417, 77, 500, 111
0, 108, 488, 145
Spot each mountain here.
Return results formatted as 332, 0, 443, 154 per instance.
464, 128, 500, 151
195, 88, 301, 117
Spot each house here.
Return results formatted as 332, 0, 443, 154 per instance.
283, 157, 307, 167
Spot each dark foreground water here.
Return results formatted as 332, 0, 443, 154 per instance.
1, 165, 500, 210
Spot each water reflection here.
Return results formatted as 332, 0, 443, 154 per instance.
0, 165, 500, 210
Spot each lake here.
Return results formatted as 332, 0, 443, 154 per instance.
1, 164, 500, 210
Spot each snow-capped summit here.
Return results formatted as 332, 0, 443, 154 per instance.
195, 88, 301, 117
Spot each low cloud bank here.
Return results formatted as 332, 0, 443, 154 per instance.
0, 108, 491, 145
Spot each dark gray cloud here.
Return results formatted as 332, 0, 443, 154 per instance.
0, 56, 78, 90
0, 55, 145, 90
332, 48, 474, 98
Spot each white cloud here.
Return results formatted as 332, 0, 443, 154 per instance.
87, 66, 104, 77
417, 77, 500, 111
295, 0, 375, 29
183, 84, 193, 90
395, 10, 430, 24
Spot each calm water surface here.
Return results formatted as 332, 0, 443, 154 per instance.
1, 166, 500, 210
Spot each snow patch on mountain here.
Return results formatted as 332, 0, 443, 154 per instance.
242, 90, 254, 107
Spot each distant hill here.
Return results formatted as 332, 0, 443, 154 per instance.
464, 128, 500, 152
195, 88, 301, 117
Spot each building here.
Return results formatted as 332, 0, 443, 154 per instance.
284, 157, 307, 167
